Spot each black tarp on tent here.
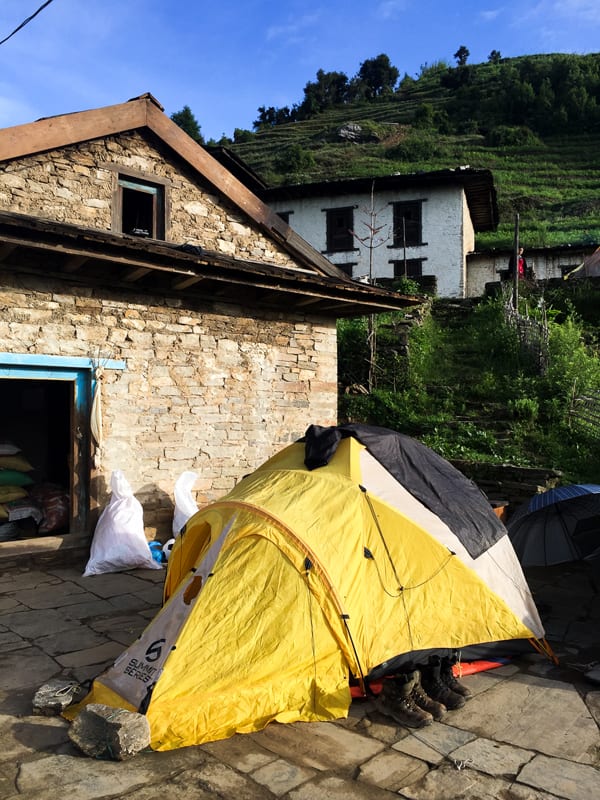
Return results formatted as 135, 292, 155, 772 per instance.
304, 423, 506, 559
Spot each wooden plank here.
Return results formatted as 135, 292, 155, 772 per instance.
0, 99, 147, 162
123, 267, 152, 282
172, 275, 204, 290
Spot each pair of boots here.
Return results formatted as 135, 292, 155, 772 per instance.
420, 653, 472, 711
377, 669, 446, 728
377, 653, 472, 729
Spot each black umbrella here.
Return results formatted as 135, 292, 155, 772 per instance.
507, 484, 600, 566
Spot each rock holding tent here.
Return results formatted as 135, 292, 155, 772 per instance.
66, 424, 546, 750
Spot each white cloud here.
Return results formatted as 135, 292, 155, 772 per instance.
480, 8, 502, 22
376, 1, 409, 20
266, 13, 322, 42
524, 0, 600, 25
553, 0, 600, 22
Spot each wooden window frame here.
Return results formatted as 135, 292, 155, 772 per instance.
111, 169, 170, 240
324, 206, 357, 253
391, 200, 425, 248
337, 262, 357, 278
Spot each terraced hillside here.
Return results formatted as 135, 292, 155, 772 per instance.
227, 56, 600, 250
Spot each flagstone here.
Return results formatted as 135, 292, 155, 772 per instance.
517, 753, 600, 800
447, 672, 599, 763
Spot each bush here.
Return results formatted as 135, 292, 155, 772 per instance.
274, 144, 315, 174
337, 290, 600, 480
385, 131, 446, 161
485, 125, 540, 146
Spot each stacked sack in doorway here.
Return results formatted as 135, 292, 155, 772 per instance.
0, 440, 35, 541
0, 441, 70, 539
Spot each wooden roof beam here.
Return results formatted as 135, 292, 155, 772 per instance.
123, 266, 152, 282
62, 254, 89, 273
172, 275, 205, 290
0, 242, 17, 262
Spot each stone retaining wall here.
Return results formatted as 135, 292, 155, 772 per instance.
452, 460, 562, 519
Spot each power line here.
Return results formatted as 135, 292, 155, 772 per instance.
0, 1, 55, 47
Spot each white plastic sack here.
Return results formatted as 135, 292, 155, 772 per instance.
172, 470, 199, 536
83, 470, 161, 576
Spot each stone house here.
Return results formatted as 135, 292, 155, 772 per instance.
466, 243, 600, 296
0, 94, 416, 561
260, 168, 499, 298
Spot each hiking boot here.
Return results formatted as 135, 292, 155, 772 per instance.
441, 652, 472, 700
420, 655, 466, 710
410, 669, 446, 720
377, 672, 434, 728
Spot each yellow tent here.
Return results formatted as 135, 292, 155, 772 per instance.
69, 425, 545, 750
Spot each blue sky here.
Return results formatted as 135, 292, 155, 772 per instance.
0, 1, 598, 141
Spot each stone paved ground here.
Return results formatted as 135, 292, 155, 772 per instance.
0, 559, 598, 799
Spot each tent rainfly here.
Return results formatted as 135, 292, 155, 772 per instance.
67, 424, 548, 750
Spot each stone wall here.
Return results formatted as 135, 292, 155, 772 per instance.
452, 460, 562, 521
0, 131, 296, 266
0, 272, 338, 537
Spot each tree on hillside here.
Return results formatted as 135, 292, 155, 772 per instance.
170, 106, 204, 143
488, 50, 502, 65
254, 105, 293, 130
233, 127, 255, 143
454, 45, 470, 66
353, 54, 399, 99
297, 69, 349, 118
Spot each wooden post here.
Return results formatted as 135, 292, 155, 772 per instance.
512, 213, 520, 308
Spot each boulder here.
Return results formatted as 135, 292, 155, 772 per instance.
68, 703, 151, 760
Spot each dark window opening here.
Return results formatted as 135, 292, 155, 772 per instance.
337, 263, 355, 278
392, 201, 422, 247
393, 259, 424, 280
277, 211, 292, 224
118, 177, 165, 239
325, 207, 355, 252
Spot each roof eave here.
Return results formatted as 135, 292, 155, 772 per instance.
0, 94, 349, 281
0, 211, 421, 318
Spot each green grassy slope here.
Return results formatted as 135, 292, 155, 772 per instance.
228, 56, 600, 250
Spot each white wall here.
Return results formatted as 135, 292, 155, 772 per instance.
466, 246, 591, 297
269, 185, 471, 298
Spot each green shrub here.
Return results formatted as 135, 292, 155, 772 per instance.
274, 144, 315, 174
485, 125, 541, 146
508, 397, 539, 421
385, 131, 446, 161
337, 289, 600, 480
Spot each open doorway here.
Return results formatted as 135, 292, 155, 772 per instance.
0, 373, 90, 544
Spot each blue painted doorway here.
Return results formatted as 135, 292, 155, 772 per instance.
0, 355, 93, 538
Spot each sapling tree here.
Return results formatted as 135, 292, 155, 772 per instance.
350, 181, 392, 391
